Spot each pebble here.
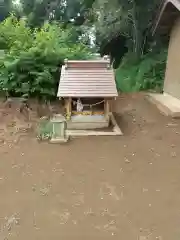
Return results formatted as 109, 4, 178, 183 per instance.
125, 158, 130, 163
156, 237, 163, 240
171, 152, 177, 157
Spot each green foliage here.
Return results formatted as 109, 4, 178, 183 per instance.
0, 16, 92, 99
116, 49, 167, 92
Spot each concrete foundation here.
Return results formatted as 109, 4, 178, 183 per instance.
66, 113, 123, 137
147, 93, 180, 118
67, 114, 109, 130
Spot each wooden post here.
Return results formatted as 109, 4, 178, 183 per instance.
104, 99, 110, 120
65, 98, 72, 120
64, 58, 68, 69
66, 98, 71, 120
69, 97, 72, 116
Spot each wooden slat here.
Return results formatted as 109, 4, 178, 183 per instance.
58, 60, 117, 97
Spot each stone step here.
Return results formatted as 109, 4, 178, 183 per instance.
147, 93, 180, 118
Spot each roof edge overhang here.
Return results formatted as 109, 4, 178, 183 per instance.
65, 60, 110, 64
58, 95, 118, 98
152, 0, 180, 36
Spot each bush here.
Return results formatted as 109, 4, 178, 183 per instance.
115, 49, 167, 92
0, 16, 92, 99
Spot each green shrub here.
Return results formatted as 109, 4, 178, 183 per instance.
115, 49, 167, 92
0, 16, 92, 99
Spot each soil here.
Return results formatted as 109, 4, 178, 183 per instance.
0, 93, 180, 240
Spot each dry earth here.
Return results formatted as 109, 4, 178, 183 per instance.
0, 93, 180, 240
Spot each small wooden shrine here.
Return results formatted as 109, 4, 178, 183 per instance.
57, 58, 118, 130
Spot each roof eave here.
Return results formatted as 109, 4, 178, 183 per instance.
152, 0, 180, 36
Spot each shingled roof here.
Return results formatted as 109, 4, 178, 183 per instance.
57, 59, 118, 98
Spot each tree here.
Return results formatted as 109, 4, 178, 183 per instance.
0, 0, 12, 21
91, 0, 161, 65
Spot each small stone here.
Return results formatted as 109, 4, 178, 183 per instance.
156, 237, 163, 240
21, 153, 24, 156
72, 220, 77, 225
149, 204, 152, 207
171, 152, 177, 157
125, 158, 130, 163
149, 162, 153, 165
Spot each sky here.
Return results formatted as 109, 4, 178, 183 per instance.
13, 0, 20, 5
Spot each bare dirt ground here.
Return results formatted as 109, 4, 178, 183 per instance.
0, 93, 180, 240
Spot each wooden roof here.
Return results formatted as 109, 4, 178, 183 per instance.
152, 0, 180, 36
57, 59, 118, 98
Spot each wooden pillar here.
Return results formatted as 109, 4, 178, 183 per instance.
69, 98, 72, 116
65, 98, 72, 120
104, 99, 110, 120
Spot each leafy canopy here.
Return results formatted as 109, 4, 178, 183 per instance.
0, 15, 92, 99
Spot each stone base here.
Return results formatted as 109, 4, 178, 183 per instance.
67, 114, 109, 130
147, 93, 180, 118
50, 137, 69, 144
66, 113, 123, 137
